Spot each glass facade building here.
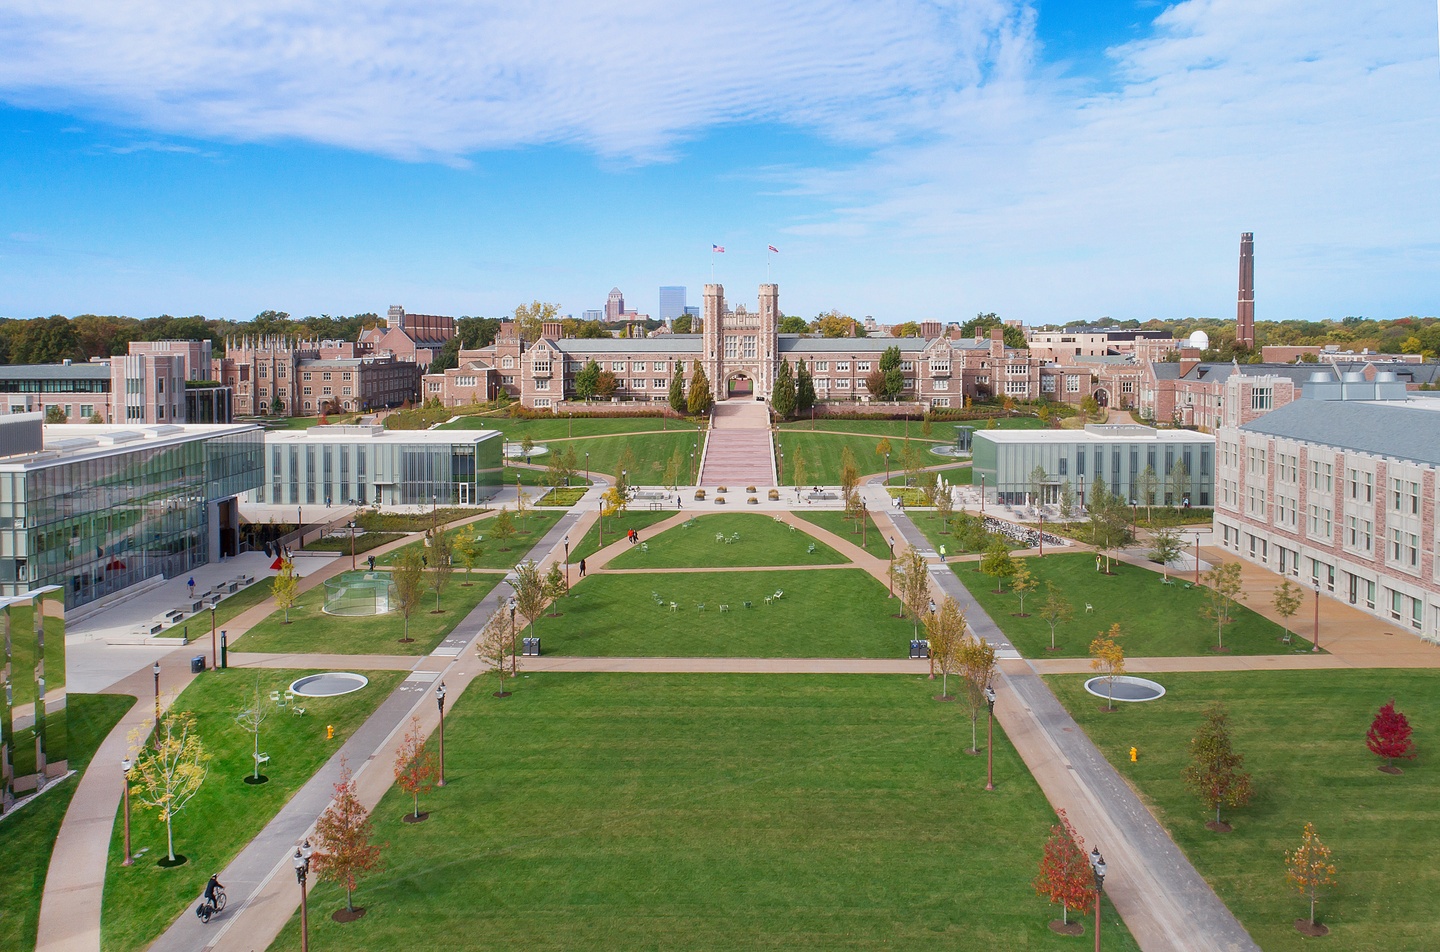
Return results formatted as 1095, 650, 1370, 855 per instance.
2, 586, 66, 809
0, 424, 263, 609
248, 425, 503, 508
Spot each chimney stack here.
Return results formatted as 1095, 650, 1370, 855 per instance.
1236, 233, 1255, 348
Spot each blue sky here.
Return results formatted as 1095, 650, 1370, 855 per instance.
0, 0, 1436, 327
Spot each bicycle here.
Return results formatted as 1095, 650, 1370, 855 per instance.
196, 887, 227, 923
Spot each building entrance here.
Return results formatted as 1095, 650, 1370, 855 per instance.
727, 374, 753, 398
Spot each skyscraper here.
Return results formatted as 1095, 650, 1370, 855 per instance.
1236, 232, 1255, 348
659, 286, 687, 322
605, 288, 625, 323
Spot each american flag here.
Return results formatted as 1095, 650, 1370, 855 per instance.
712, 244, 725, 253
767, 244, 779, 253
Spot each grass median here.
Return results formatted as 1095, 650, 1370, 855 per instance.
606, 513, 847, 568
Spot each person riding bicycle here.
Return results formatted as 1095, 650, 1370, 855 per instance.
204, 874, 224, 907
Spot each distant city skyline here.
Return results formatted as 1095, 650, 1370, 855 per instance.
0, 2, 1435, 325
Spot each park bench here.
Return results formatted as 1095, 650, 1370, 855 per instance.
135, 622, 163, 636
164, 609, 185, 623
808, 492, 838, 501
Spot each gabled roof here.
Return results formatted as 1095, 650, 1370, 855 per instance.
1240, 398, 1440, 467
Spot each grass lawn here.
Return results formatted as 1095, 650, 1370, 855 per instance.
906, 510, 995, 558
953, 552, 1303, 657
441, 415, 702, 439
154, 578, 280, 638
569, 510, 676, 563
791, 509, 893, 560
533, 569, 915, 657
356, 507, 485, 534
302, 531, 405, 556
500, 465, 593, 488
607, 513, 847, 568
572, 431, 708, 482
0, 693, 133, 952
887, 463, 971, 485
1050, 669, 1440, 951
235, 577, 499, 655
536, 486, 587, 506
378, 509, 565, 570
101, 668, 406, 952
271, 674, 1138, 952
778, 418, 950, 439
775, 432, 892, 484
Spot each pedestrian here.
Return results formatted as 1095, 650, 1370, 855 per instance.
187, 576, 195, 597
928, 599, 936, 614
368, 555, 376, 571
579, 558, 587, 577
634, 530, 641, 544
1096, 554, 1102, 572
939, 544, 947, 559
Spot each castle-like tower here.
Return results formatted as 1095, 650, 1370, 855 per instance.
1236, 232, 1255, 348
701, 284, 779, 401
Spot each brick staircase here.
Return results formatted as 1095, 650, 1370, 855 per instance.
698, 402, 775, 487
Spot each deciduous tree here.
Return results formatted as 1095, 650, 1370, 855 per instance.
1272, 579, 1303, 644
1135, 464, 1160, 517
1011, 562, 1036, 615
1034, 810, 1097, 928
128, 712, 210, 862
1149, 527, 1184, 581
271, 558, 300, 624
924, 597, 966, 700
574, 360, 601, 400
543, 561, 568, 610
1285, 823, 1337, 929
1182, 702, 1254, 829
393, 717, 437, 820
1201, 562, 1246, 650
476, 609, 516, 697
1168, 459, 1191, 506
490, 508, 517, 550
1038, 581, 1073, 651
980, 537, 1017, 593
1028, 465, 1048, 506
453, 529, 483, 584
959, 634, 998, 753
429, 529, 454, 611
312, 758, 384, 914
234, 676, 271, 782
392, 547, 426, 643
1089, 627, 1126, 710
512, 559, 547, 638
892, 544, 931, 641
1366, 698, 1416, 772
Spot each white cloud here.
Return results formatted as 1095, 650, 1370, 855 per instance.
0, 0, 1025, 162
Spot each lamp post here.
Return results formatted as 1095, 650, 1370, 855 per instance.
435, 681, 447, 787
887, 537, 895, 598
508, 597, 518, 677
585, 451, 590, 481
431, 494, 438, 541
349, 520, 356, 570
622, 469, 628, 497
294, 839, 314, 952
152, 661, 161, 721
984, 684, 996, 791
564, 535, 570, 588
210, 599, 219, 670
1194, 534, 1201, 586
1089, 847, 1107, 952
121, 758, 134, 866
598, 498, 604, 547
1038, 513, 1045, 557
1313, 580, 1321, 652
859, 500, 867, 547
980, 474, 986, 513
885, 452, 890, 484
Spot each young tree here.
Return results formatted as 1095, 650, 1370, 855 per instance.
875, 437, 892, 467
1272, 579, 1303, 644
795, 359, 816, 412
520, 434, 536, 461
543, 561, 568, 611
662, 448, 683, 490
879, 345, 904, 398
1149, 527, 1184, 580
514, 481, 532, 530
128, 712, 210, 863
1168, 459, 1191, 506
1058, 479, 1076, 520
1038, 581, 1074, 651
272, 558, 300, 624
545, 446, 575, 489
512, 559, 547, 638
891, 545, 931, 641
924, 597, 967, 700
429, 529, 454, 612
980, 536, 1017, 593
1011, 562, 1037, 615
392, 547, 426, 644
453, 529, 483, 585
1028, 465, 1048, 507
1089, 627, 1126, 711
615, 445, 636, 496
1182, 702, 1254, 829
687, 360, 713, 414
1201, 562, 1246, 650
839, 446, 859, 507
791, 447, 808, 488
668, 362, 687, 414
490, 507, 518, 551
1286, 823, 1337, 930
951, 512, 987, 553
864, 366, 888, 399
600, 486, 629, 520
574, 359, 601, 400
772, 359, 796, 418
1366, 699, 1417, 773
1080, 394, 1100, 421
312, 758, 385, 915
393, 717, 437, 821
959, 634, 998, 753
1033, 810, 1097, 929
916, 469, 939, 507
594, 370, 618, 399
235, 676, 271, 782
934, 477, 954, 528
1135, 464, 1160, 518
476, 609, 516, 697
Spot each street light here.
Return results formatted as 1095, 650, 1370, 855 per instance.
210, 598, 219, 670
121, 758, 134, 866
1038, 513, 1045, 557
1193, 533, 1201, 586
885, 452, 890, 484
980, 474, 986, 513
349, 520, 356, 570
1089, 847, 1107, 952
585, 451, 590, 481
1313, 580, 1321, 652
887, 536, 895, 599
435, 681, 447, 787
984, 684, 997, 791
508, 597, 518, 677
294, 839, 315, 952
152, 662, 161, 721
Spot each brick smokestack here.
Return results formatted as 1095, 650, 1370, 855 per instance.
1236, 233, 1255, 348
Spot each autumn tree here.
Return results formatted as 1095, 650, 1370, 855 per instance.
1182, 702, 1254, 830
595, 370, 618, 398
1011, 562, 1037, 615
1034, 810, 1097, 930
1201, 561, 1246, 651
1285, 823, 1337, 930
429, 528, 454, 612
875, 438, 892, 469
600, 486, 629, 521
980, 536, 1017, 593
924, 597, 966, 700
128, 712, 211, 863
393, 717, 437, 821
1135, 464, 1160, 517
543, 561, 568, 611
490, 507, 517, 551
511, 559, 547, 638
453, 529, 483, 584
514, 481, 532, 529
892, 544, 931, 642
934, 477, 954, 527
959, 634, 998, 754
1366, 699, 1416, 773
1272, 579, 1303, 645
234, 676, 271, 782
791, 447, 808, 488
1089, 627, 1126, 710
687, 360, 713, 414
272, 558, 300, 623
312, 758, 384, 914
839, 446, 859, 518
476, 609, 516, 697
392, 547, 426, 643
1149, 527, 1184, 581
1059, 479, 1076, 519
512, 300, 559, 343
1168, 459, 1191, 506
1028, 464, 1048, 507
1038, 582, 1074, 651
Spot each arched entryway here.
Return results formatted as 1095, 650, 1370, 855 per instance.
727, 373, 753, 399
1093, 388, 1110, 407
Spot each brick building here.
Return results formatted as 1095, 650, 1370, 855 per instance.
214, 337, 420, 416
355, 306, 456, 370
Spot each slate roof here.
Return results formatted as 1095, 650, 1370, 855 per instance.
0, 362, 110, 380
1240, 398, 1440, 467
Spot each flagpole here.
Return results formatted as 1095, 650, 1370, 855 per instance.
766, 247, 770, 283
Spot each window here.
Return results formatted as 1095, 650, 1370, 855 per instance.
901, 361, 914, 371
1251, 386, 1272, 410
633, 361, 647, 372
1121, 381, 1134, 393
259, 365, 269, 378
533, 361, 551, 374
1066, 376, 1080, 393
931, 397, 950, 407
612, 361, 625, 372
814, 361, 828, 372
1307, 504, 1331, 538
534, 379, 550, 390
501, 375, 515, 385
836, 362, 850, 372
502, 356, 514, 369
321, 386, 332, 395
278, 365, 287, 377
856, 361, 871, 373
836, 378, 851, 388
322, 372, 332, 381
1004, 380, 1028, 395
724, 337, 738, 359
654, 379, 666, 389
1041, 376, 1056, 393
1310, 460, 1332, 492
302, 387, 313, 396
743, 337, 756, 358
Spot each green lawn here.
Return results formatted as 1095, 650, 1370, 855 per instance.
775, 432, 892, 484
154, 578, 280, 638
102, 669, 405, 952
441, 415, 703, 439
0, 693, 133, 952
500, 465, 592, 487
778, 418, 950, 439
606, 514, 847, 569
356, 507, 486, 533
535, 487, 587, 506
271, 674, 1138, 952
568, 509, 677, 563
531, 569, 914, 657
377, 509, 565, 570
301, 531, 405, 556
234, 577, 499, 655
1050, 669, 1440, 951
791, 509, 894, 560
953, 552, 1303, 657
887, 463, 972, 485
907, 510, 995, 558
573, 431, 708, 482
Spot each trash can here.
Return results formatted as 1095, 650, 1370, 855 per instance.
190, 655, 206, 674
909, 640, 922, 659
523, 637, 541, 657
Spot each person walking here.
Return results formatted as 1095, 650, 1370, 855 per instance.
579, 558, 587, 577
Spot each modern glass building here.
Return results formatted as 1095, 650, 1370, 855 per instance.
1, 586, 67, 810
247, 425, 503, 508
972, 424, 1216, 507
0, 417, 264, 609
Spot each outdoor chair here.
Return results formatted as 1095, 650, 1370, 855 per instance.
720, 604, 730, 612
1084, 602, 1094, 614
764, 596, 773, 606
669, 602, 678, 612
807, 543, 816, 554
716, 533, 726, 543
641, 543, 649, 553
773, 590, 784, 600
697, 603, 706, 612
254, 752, 270, 769
743, 601, 752, 609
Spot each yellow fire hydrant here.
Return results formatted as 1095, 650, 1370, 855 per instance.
327, 724, 335, 741
1130, 746, 1138, 762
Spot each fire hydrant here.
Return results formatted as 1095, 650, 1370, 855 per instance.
326, 724, 335, 741
1129, 746, 1138, 762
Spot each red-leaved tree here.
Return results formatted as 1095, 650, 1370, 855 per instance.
311, 758, 385, 914
1033, 809, 1097, 928
1366, 698, 1416, 773
393, 717, 438, 820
